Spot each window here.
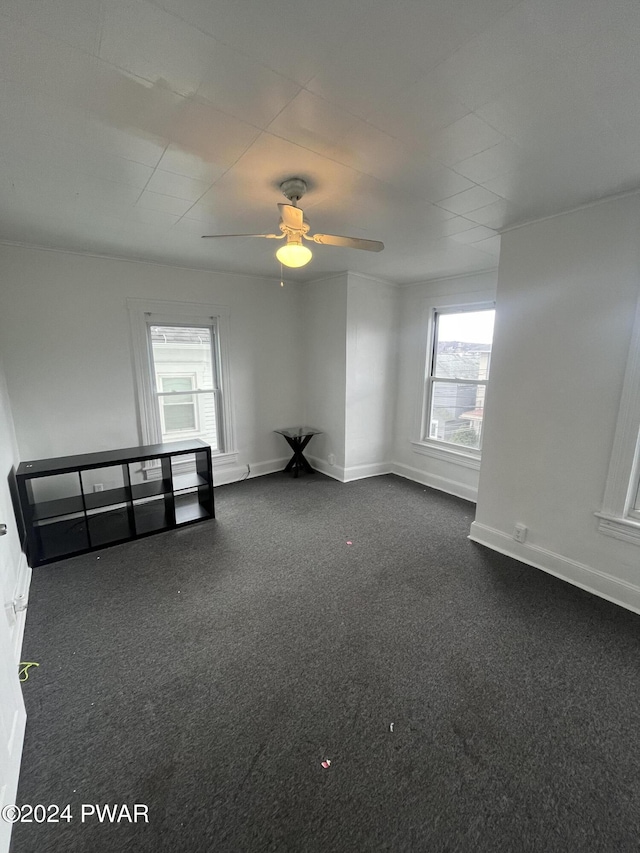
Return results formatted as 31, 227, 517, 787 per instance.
149, 325, 221, 447
128, 299, 236, 463
423, 308, 495, 453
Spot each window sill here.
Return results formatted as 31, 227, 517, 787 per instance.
411, 440, 481, 470
594, 512, 640, 545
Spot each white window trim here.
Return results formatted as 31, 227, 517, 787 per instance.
413, 297, 495, 465
127, 298, 238, 467
595, 290, 640, 545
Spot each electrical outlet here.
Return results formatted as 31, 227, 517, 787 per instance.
93, 484, 104, 492
513, 523, 527, 543
328, 453, 336, 466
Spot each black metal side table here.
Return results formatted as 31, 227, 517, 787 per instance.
274, 427, 323, 477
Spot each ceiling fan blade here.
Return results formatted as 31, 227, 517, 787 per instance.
307, 233, 384, 252
278, 203, 303, 229
201, 233, 282, 239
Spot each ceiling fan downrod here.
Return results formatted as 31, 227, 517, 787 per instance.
280, 178, 307, 207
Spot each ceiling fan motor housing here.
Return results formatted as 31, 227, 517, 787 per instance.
279, 219, 310, 237
280, 178, 307, 204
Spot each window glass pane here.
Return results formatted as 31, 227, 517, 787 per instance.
150, 326, 215, 391
163, 402, 196, 432
429, 381, 486, 450
434, 310, 494, 380
164, 393, 194, 405
161, 376, 194, 393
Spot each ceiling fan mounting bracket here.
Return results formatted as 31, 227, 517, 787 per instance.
280, 178, 307, 205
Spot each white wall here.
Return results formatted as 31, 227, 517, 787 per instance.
392, 271, 498, 501
301, 272, 399, 481
0, 359, 27, 853
471, 194, 640, 612
0, 353, 28, 838
0, 244, 304, 481
345, 273, 398, 478
0, 352, 30, 657
301, 273, 348, 473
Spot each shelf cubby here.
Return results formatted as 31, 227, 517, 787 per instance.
87, 508, 134, 548
34, 515, 90, 563
84, 487, 130, 511
133, 497, 171, 535
173, 472, 208, 492
174, 489, 213, 524
32, 495, 85, 522
130, 478, 172, 501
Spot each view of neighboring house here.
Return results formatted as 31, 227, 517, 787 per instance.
429, 341, 491, 449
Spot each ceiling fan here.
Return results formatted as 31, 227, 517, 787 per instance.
202, 178, 384, 268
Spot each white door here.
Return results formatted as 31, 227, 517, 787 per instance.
0, 523, 27, 853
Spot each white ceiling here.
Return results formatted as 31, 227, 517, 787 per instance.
1, 0, 639, 284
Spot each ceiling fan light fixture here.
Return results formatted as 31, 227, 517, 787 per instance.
276, 240, 312, 268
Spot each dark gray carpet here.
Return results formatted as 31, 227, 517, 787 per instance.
12, 473, 640, 852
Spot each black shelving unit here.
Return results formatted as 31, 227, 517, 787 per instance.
15, 439, 214, 567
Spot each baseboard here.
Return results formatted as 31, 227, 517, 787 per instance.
247, 458, 290, 479
213, 458, 290, 486
217, 455, 477, 499
11, 553, 32, 663
212, 463, 247, 486
284, 457, 392, 484
343, 461, 392, 482
391, 462, 478, 503
306, 456, 345, 482
469, 521, 640, 615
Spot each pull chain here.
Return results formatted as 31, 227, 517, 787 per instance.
280, 262, 284, 287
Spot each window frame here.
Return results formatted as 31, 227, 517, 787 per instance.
128, 298, 237, 466
149, 320, 222, 448
629, 477, 640, 521
596, 290, 640, 544
147, 319, 223, 451
412, 297, 495, 468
